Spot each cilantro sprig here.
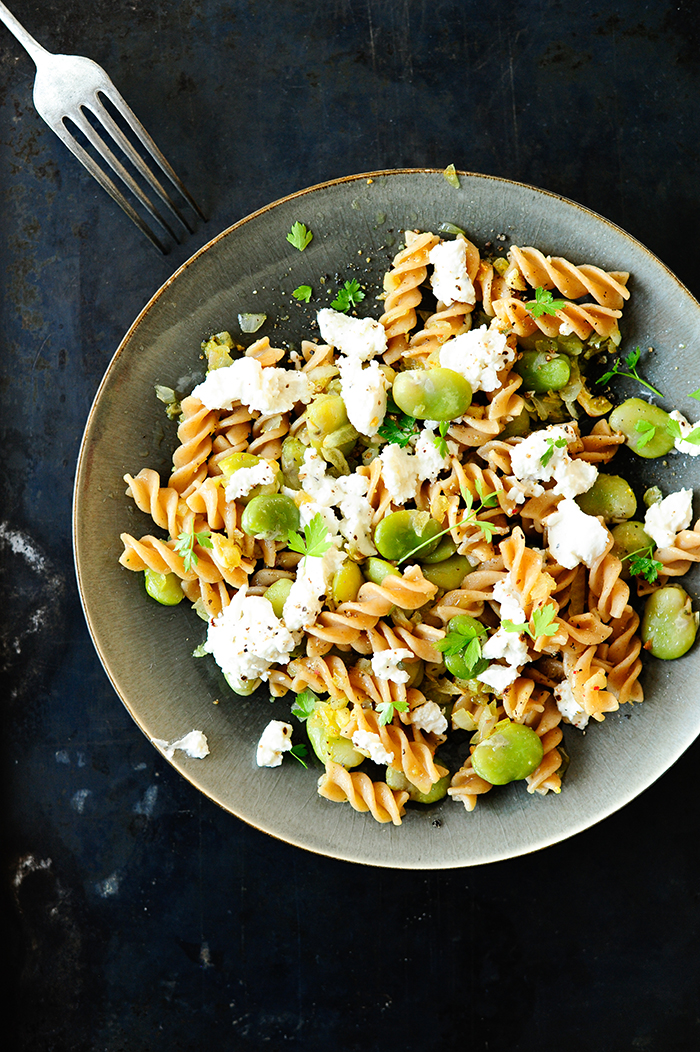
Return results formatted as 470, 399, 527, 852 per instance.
331, 278, 365, 312
540, 435, 568, 467
377, 699, 409, 726
503, 603, 559, 640
377, 402, 419, 447
291, 688, 319, 722
396, 480, 499, 564
433, 420, 450, 458
173, 528, 213, 572
525, 287, 567, 319
666, 417, 700, 446
434, 619, 488, 678
596, 346, 663, 397
292, 284, 312, 303
289, 744, 309, 768
690, 389, 700, 401
635, 420, 658, 448
287, 514, 333, 559
286, 222, 313, 251
622, 545, 663, 584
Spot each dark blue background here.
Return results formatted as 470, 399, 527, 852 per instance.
2, 2, 699, 1049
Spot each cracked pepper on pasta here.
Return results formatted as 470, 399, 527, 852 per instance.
119, 228, 699, 825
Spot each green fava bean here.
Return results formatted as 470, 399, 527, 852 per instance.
219, 450, 280, 503
499, 408, 531, 439
363, 557, 401, 585
575, 474, 637, 523
332, 560, 365, 603
471, 721, 544, 785
609, 398, 675, 459
420, 554, 472, 590
144, 568, 184, 606
420, 534, 458, 564
241, 494, 300, 540
374, 510, 442, 562
264, 577, 294, 617
392, 367, 472, 421
385, 764, 450, 803
224, 671, 260, 696
611, 521, 655, 580
307, 393, 359, 456
515, 350, 571, 393
280, 436, 307, 490
306, 709, 364, 768
641, 585, 699, 659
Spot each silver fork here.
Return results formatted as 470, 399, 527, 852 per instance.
0, 2, 205, 253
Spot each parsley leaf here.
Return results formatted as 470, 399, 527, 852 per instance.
525, 287, 567, 319
292, 284, 312, 303
666, 417, 700, 445
289, 743, 309, 768
433, 420, 450, 458
540, 435, 568, 468
635, 419, 658, 448
287, 513, 333, 559
378, 410, 419, 447
331, 279, 365, 312
396, 483, 499, 564
690, 389, 700, 401
596, 346, 663, 397
286, 222, 313, 251
174, 528, 213, 572
291, 688, 319, 722
503, 602, 558, 640
434, 619, 488, 678
622, 545, 663, 584
377, 699, 409, 726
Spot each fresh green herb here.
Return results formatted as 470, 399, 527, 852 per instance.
289, 743, 309, 768
690, 389, 700, 401
443, 163, 460, 189
635, 419, 658, 448
397, 483, 499, 564
292, 284, 312, 303
525, 287, 567, 319
174, 528, 213, 572
377, 699, 409, 726
291, 688, 319, 722
377, 409, 419, 448
434, 619, 488, 678
287, 514, 333, 559
596, 346, 663, 397
622, 545, 663, 584
286, 222, 313, 251
331, 278, 365, 312
433, 420, 450, 458
503, 602, 558, 640
540, 436, 568, 467
666, 417, 700, 445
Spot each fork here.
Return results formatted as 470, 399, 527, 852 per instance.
0, 2, 205, 252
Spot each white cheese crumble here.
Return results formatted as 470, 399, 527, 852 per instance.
317, 307, 387, 361
644, 488, 693, 549
224, 460, 275, 501
554, 679, 589, 729
477, 663, 521, 694
544, 498, 610, 569
410, 701, 448, 736
337, 355, 388, 436
298, 449, 376, 556
282, 545, 346, 632
370, 647, 414, 683
428, 238, 476, 306
351, 729, 394, 766
256, 720, 293, 767
152, 730, 210, 761
482, 627, 530, 667
669, 410, 700, 457
492, 573, 527, 623
378, 426, 448, 505
509, 423, 598, 499
414, 426, 450, 478
439, 325, 517, 394
192, 356, 313, 415
204, 588, 298, 692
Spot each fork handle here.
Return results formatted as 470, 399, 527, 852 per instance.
0, 2, 50, 64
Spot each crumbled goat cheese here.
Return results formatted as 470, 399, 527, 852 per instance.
544, 498, 609, 569
283, 545, 346, 632
414, 426, 449, 478
224, 460, 276, 501
299, 449, 376, 556
370, 647, 414, 683
256, 720, 293, 767
152, 730, 210, 761
669, 410, 700, 457
554, 679, 589, 729
378, 426, 448, 504
352, 729, 395, 766
338, 355, 388, 436
509, 422, 598, 498
477, 663, 521, 693
204, 588, 298, 692
482, 626, 530, 667
192, 356, 313, 414
428, 238, 476, 306
317, 307, 387, 361
492, 574, 527, 623
410, 701, 448, 736
644, 488, 693, 549
439, 325, 517, 394
504, 477, 545, 505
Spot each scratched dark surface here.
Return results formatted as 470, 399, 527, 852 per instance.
2, 1, 700, 1049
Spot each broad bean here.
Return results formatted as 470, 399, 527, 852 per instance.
223, 671, 260, 696
264, 577, 294, 617
641, 585, 699, 659
280, 436, 307, 490
373, 510, 442, 562
471, 720, 544, 784
610, 520, 655, 579
420, 554, 472, 591
306, 706, 364, 767
307, 394, 358, 456
241, 493, 300, 540
515, 350, 571, 393
385, 764, 450, 803
363, 557, 401, 585
144, 568, 184, 606
575, 474, 637, 523
219, 450, 280, 502
331, 560, 365, 603
420, 534, 458, 564
609, 398, 675, 458
499, 408, 531, 439
392, 367, 472, 421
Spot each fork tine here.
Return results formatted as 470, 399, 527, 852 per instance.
98, 82, 207, 224
50, 118, 169, 253
64, 108, 180, 244
88, 93, 195, 234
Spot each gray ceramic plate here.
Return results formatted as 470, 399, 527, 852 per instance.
74, 169, 700, 868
